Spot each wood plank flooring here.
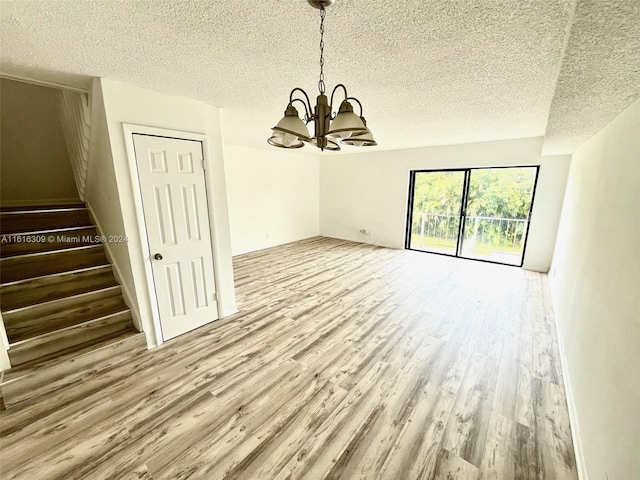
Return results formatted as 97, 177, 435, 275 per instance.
0, 237, 578, 479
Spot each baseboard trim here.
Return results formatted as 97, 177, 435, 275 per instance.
551, 294, 589, 479
85, 203, 143, 336
319, 233, 394, 249
522, 264, 549, 273
220, 306, 239, 318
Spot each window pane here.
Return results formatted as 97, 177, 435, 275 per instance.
408, 171, 465, 255
460, 167, 537, 265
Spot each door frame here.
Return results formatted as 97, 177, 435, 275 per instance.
123, 123, 224, 346
404, 165, 540, 267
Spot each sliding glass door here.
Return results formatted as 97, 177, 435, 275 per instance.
407, 171, 466, 255
405, 166, 539, 266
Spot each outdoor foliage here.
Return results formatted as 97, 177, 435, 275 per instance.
412, 168, 536, 219
466, 169, 536, 219
411, 168, 537, 252
412, 171, 464, 216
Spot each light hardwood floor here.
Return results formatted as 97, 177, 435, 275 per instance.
0, 237, 578, 479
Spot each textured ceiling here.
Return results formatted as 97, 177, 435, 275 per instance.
543, 0, 640, 155
0, 0, 637, 154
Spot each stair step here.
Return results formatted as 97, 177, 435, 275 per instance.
3, 286, 127, 343
0, 203, 147, 410
0, 226, 100, 257
1, 330, 146, 408
0, 202, 86, 212
0, 207, 91, 234
0, 265, 117, 311
8, 311, 135, 367
0, 245, 107, 283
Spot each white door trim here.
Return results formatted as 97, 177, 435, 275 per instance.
123, 123, 224, 346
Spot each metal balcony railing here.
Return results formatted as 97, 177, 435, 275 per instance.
412, 213, 528, 249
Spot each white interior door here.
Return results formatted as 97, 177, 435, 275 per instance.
133, 134, 218, 340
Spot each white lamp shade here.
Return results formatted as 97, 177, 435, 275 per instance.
270, 104, 311, 144
341, 115, 377, 146
327, 101, 367, 139
342, 128, 377, 147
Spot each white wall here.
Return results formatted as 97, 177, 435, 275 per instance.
525, 154, 572, 271
0, 312, 10, 371
549, 99, 640, 480
223, 145, 319, 255
1, 78, 79, 206
320, 137, 570, 271
86, 79, 135, 321
86, 78, 236, 347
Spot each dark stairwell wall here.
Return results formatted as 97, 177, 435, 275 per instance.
1, 78, 79, 207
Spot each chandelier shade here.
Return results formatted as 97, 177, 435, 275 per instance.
326, 100, 368, 139
267, 0, 376, 152
270, 105, 311, 144
341, 116, 377, 146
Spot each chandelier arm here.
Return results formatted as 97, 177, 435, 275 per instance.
346, 97, 364, 116
329, 84, 349, 110
289, 88, 314, 116
290, 98, 311, 122
269, 1, 373, 152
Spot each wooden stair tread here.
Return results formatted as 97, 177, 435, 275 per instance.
1, 331, 146, 408
0, 208, 91, 234
2, 327, 141, 381
8, 311, 135, 367
0, 265, 116, 311
0, 203, 85, 212
0, 226, 100, 257
0, 202, 149, 409
5, 321, 139, 374
4, 287, 127, 343
0, 245, 107, 283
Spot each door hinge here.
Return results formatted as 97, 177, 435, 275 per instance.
201, 158, 206, 170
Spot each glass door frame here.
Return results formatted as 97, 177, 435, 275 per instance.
404, 165, 540, 267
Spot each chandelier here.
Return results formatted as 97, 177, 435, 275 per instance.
267, 0, 377, 151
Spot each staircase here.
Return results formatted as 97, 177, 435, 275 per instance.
0, 204, 146, 408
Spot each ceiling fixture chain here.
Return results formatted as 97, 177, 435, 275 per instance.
318, 3, 326, 95
267, 0, 377, 151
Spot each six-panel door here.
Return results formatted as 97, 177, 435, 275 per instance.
133, 134, 218, 340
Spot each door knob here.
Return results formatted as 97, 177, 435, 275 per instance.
154, 253, 163, 260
